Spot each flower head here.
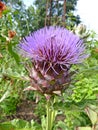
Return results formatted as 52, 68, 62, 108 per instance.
8, 30, 16, 39
18, 26, 88, 95
0, 1, 6, 18
19, 26, 87, 74
0, 1, 6, 11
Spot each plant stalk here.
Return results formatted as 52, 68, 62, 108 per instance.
46, 98, 57, 130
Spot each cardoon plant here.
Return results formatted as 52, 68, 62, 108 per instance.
18, 26, 88, 130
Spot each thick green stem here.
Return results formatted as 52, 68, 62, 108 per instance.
46, 98, 57, 130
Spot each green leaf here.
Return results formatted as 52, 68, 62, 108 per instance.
8, 43, 20, 64
15, 128, 32, 130
0, 123, 15, 130
11, 119, 30, 129
3, 8, 11, 15
81, 66, 98, 74
85, 106, 97, 125
75, 127, 92, 130
0, 33, 7, 42
31, 120, 42, 130
0, 119, 42, 130
0, 90, 10, 103
54, 121, 67, 130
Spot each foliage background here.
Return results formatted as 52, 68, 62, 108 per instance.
0, 0, 98, 130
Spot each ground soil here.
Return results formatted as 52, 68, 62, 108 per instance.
1, 99, 65, 126
0, 100, 39, 122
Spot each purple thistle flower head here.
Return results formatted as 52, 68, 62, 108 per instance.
18, 26, 88, 95
19, 26, 87, 76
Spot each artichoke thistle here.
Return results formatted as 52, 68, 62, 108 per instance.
18, 26, 88, 96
